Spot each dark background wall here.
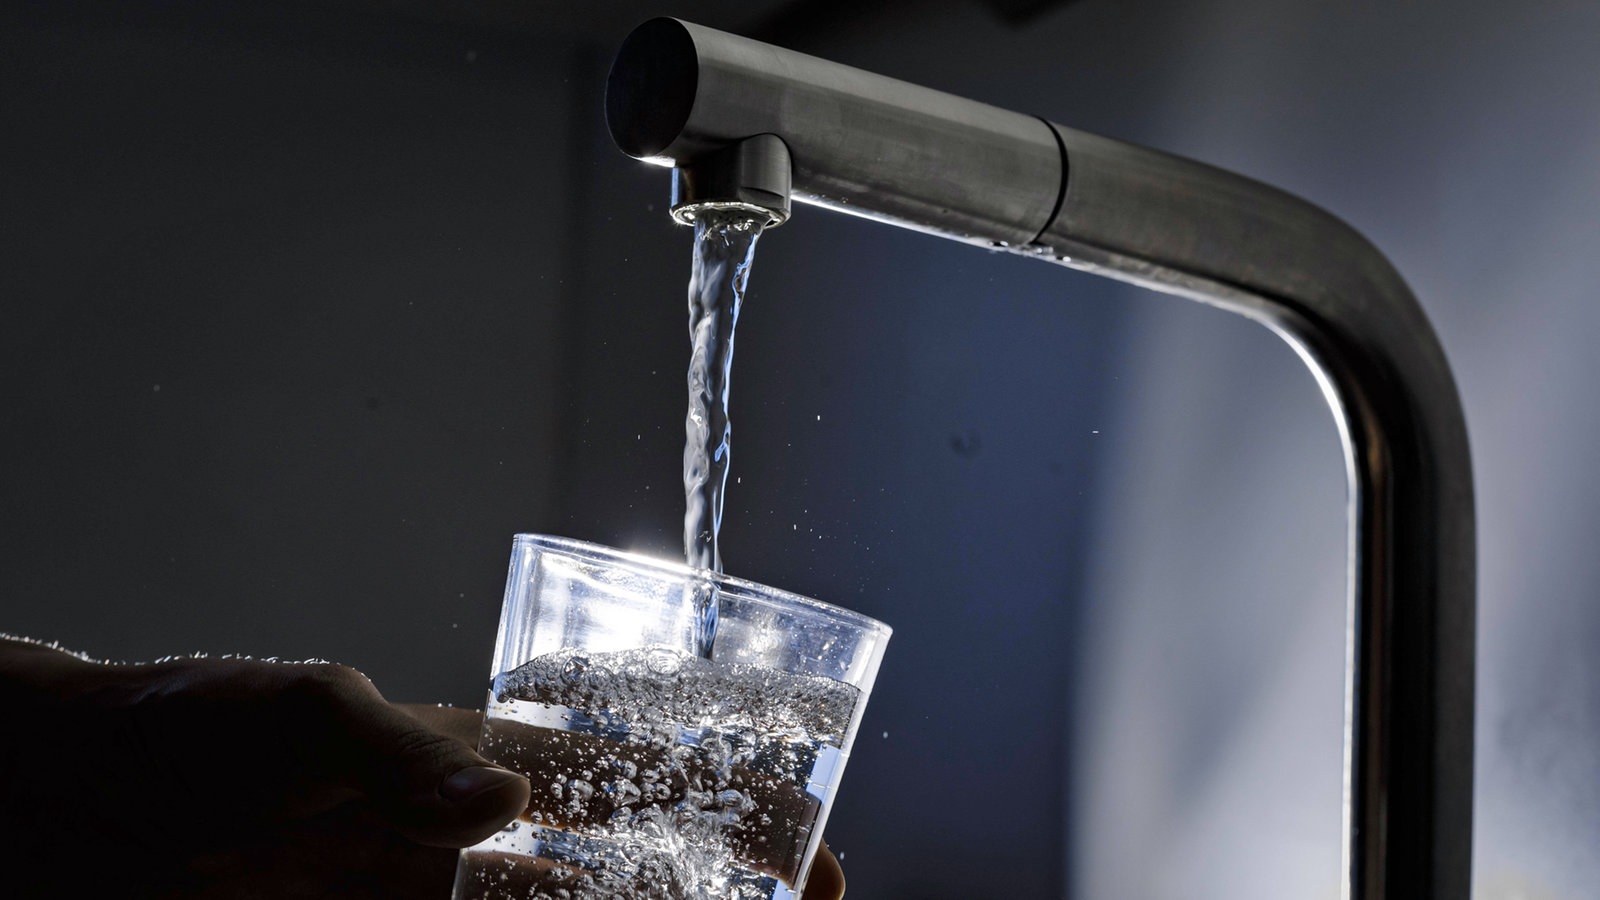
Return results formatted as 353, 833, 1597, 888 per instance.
4, 2, 1597, 898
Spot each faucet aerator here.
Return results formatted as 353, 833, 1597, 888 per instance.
669, 134, 793, 228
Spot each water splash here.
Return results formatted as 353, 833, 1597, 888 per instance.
683, 208, 767, 656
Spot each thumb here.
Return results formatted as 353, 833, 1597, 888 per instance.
285, 664, 530, 848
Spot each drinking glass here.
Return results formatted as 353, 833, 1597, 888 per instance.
452, 534, 891, 899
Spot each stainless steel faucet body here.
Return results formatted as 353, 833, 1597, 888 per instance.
607, 18, 1474, 900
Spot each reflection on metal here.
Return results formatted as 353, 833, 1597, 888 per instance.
607, 18, 1475, 900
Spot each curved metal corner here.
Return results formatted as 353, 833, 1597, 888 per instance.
1033, 123, 1475, 900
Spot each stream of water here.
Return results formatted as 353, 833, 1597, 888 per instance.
682, 208, 767, 656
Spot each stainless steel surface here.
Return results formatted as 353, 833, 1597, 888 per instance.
606, 17, 1060, 248
607, 17, 1475, 900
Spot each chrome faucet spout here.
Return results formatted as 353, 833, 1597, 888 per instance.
606, 17, 1059, 246
607, 18, 1475, 900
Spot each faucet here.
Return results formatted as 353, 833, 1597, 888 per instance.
606, 18, 1474, 900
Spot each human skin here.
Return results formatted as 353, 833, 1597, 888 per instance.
0, 637, 844, 898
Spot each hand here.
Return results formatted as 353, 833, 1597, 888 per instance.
0, 637, 529, 898
0, 638, 846, 898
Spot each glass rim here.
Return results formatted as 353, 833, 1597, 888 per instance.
513, 533, 892, 638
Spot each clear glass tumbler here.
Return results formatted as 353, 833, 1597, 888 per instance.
452, 535, 891, 900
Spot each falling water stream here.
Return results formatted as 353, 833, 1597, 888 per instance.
682, 208, 768, 657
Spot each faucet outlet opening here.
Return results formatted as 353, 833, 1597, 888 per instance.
669, 134, 792, 228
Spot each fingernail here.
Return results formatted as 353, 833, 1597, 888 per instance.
440, 766, 525, 804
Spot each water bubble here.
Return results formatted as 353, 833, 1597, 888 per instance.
607, 779, 642, 806
645, 647, 684, 677
561, 655, 590, 683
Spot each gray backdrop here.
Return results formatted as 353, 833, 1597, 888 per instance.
3, 1, 1595, 897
